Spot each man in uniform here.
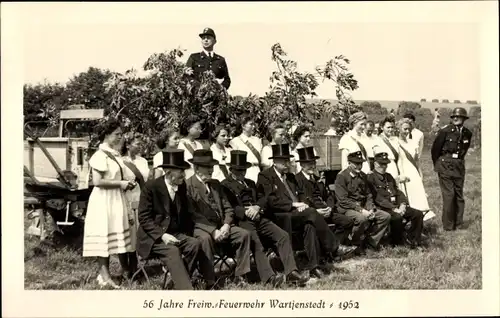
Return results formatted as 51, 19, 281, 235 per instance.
221, 150, 309, 286
334, 151, 391, 254
366, 152, 425, 248
185, 27, 231, 90
431, 107, 473, 231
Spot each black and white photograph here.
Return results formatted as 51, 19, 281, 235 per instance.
2, 1, 499, 317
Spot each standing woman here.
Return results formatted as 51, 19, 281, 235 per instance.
372, 117, 401, 181
260, 123, 287, 170
210, 124, 232, 181
178, 116, 204, 179
291, 125, 316, 174
229, 115, 262, 183
396, 118, 432, 214
152, 128, 181, 179
82, 119, 137, 288
338, 111, 371, 174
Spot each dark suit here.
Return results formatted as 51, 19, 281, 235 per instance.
256, 167, 339, 270
137, 178, 214, 290
186, 52, 231, 89
222, 175, 298, 282
431, 124, 473, 230
366, 170, 423, 245
186, 175, 251, 277
295, 171, 354, 244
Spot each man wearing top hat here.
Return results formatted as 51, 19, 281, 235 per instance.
431, 107, 473, 231
334, 151, 391, 255
137, 150, 216, 290
294, 147, 357, 254
366, 152, 425, 248
256, 144, 342, 279
221, 150, 309, 287
185, 149, 251, 285
185, 27, 231, 89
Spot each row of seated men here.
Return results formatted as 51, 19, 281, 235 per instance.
137, 144, 426, 290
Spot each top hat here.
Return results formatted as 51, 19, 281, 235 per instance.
227, 150, 252, 170
269, 144, 294, 160
188, 149, 219, 167
295, 146, 320, 163
374, 152, 391, 164
347, 151, 365, 164
199, 27, 216, 39
159, 150, 191, 169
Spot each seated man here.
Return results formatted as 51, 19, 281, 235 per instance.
367, 152, 425, 248
186, 149, 251, 286
334, 151, 391, 254
221, 150, 309, 287
294, 147, 357, 254
137, 150, 216, 290
256, 144, 343, 279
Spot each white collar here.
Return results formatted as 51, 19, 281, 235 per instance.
163, 178, 178, 198
203, 50, 215, 57
301, 171, 311, 180
273, 166, 283, 179
99, 143, 120, 156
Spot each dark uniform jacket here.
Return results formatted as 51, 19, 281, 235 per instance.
137, 178, 195, 259
221, 175, 267, 221
186, 52, 231, 89
431, 125, 473, 177
366, 170, 408, 212
294, 171, 330, 210
186, 175, 235, 235
256, 167, 305, 214
334, 168, 374, 214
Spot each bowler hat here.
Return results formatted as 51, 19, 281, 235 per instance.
227, 150, 252, 169
296, 147, 320, 163
199, 27, 216, 39
374, 152, 391, 164
159, 150, 191, 169
347, 151, 365, 164
188, 149, 219, 167
269, 144, 294, 160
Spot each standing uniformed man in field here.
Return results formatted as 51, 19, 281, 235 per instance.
184, 27, 231, 90
431, 107, 473, 231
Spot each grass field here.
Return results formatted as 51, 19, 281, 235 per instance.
24, 149, 482, 290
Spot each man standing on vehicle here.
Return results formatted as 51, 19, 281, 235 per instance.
185, 27, 231, 90
431, 107, 473, 231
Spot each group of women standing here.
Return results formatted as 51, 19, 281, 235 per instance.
81, 110, 432, 288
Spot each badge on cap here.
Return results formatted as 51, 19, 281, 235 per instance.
452, 154, 459, 158
390, 196, 396, 202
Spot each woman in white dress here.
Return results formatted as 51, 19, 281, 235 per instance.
395, 118, 431, 213
260, 123, 287, 170
229, 115, 262, 183
152, 128, 181, 179
372, 117, 401, 181
82, 120, 138, 289
291, 125, 316, 174
338, 111, 371, 174
178, 116, 204, 180
210, 124, 232, 181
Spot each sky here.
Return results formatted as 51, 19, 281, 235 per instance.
20, 4, 481, 102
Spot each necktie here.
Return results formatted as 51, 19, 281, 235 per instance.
281, 176, 298, 202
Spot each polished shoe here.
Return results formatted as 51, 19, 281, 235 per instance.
309, 267, 325, 279
265, 274, 285, 288
336, 245, 357, 260
286, 270, 308, 286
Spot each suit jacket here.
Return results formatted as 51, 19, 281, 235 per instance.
137, 178, 195, 259
186, 52, 231, 89
221, 175, 267, 221
256, 166, 305, 214
295, 171, 330, 210
186, 175, 235, 234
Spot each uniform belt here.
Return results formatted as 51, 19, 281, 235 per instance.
442, 153, 463, 159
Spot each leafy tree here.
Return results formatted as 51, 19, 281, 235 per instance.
64, 67, 113, 109
397, 101, 421, 116
442, 99, 450, 103
420, 98, 427, 102
432, 99, 439, 103
453, 100, 461, 104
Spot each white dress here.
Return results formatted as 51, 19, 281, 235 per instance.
397, 138, 430, 211
83, 144, 135, 257
178, 138, 204, 180
372, 135, 401, 181
338, 130, 371, 174
229, 134, 263, 183
122, 155, 150, 228
210, 143, 231, 181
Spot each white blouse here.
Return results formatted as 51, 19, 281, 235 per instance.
210, 143, 231, 181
